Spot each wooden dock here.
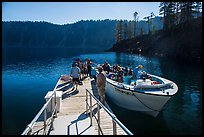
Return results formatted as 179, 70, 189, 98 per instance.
31, 77, 129, 135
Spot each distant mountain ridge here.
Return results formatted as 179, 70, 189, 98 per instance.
2, 17, 163, 51
2, 20, 116, 50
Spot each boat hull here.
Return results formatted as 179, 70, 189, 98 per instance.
105, 80, 171, 117
94, 66, 178, 117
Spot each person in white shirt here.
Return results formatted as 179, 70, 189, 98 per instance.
70, 63, 81, 91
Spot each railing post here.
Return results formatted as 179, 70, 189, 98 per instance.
113, 119, 117, 135
86, 90, 88, 115
97, 103, 100, 135
28, 129, 32, 135
84, 89, 133, 135
50, 93, 54, 130
51, 108, 54, 131
51, 118, 54, 130
54, 91, 57, 118
44, 108, 47, 135
26, 124, 32, 135
48, 95, 53, 112
90, 94, 93, 126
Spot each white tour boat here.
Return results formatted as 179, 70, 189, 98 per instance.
95, 66, 178, 117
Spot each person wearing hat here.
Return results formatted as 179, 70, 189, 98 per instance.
132, 65, 143, 79
96, 67, 106, 103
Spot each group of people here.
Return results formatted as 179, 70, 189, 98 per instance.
101, 62, 147, 83
70, 58, 95, 91
69, 58, 106, 103
69, 59, 150, 104
96, 62, 149, 102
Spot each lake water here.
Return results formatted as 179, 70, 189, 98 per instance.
2, 48, 202, 135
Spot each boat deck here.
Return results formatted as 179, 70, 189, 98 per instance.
31, 77, 128, 135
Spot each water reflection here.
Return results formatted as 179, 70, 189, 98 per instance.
157, 57, 202, 135
2, 49, 202, 135
78, 52, 201, 134
2, 47, 101, 66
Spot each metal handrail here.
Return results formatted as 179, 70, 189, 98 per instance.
86, 89, 133, 135
22, 76, 133, 135
21, 93, 55, 134
21, 76, 62, 135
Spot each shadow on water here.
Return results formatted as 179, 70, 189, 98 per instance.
105, 96, 170, 135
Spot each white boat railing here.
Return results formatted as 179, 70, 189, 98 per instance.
85, 89, 133, 135
21, 77, 62, 135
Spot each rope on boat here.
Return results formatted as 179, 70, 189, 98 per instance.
130, 91, 161, 112
93, 63, 164, 113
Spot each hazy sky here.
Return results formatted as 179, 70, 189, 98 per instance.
2, 2, 161, 25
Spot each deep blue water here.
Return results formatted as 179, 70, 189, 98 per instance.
2, 48, 202, 135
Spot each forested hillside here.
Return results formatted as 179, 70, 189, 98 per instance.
2, 20, 116, 50
108, 17, 202, 63
2, 17, 163, 51
108, 2, 202, 63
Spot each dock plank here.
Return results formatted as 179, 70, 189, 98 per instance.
31, 77, 128, 135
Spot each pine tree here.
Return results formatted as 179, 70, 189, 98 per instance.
115, 20, 123, 43
133, 12, 138, 37
128, 21, 133, 39
194, 2, 202, 18
159, 2, 168, 30
159, 2, 177, 31
175, 2, 180, 25
180, 2, 196, 23
123, 22, 128, 40
140, 27, 144, 36
151, 24, 157, 35
149, 12, 156, 35
143, 15, 151, 34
